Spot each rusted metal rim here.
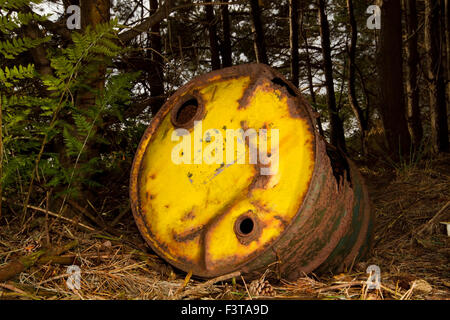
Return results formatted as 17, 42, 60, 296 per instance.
340, 162, 374, 268
130, 64, 320, 278
129, 64, 372, 279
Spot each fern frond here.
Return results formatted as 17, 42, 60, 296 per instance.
73, 113, 92, 136
0, 36, 50, 59
63, 126, 83, 156
0, 64, 35, 87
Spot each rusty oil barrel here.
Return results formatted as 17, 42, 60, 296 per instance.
130, 64, 373, 280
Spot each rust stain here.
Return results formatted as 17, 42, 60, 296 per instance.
173, 225, 205, 243
233, 210, 263, 246
129, 63, 373, 280
181, 209, 196, 222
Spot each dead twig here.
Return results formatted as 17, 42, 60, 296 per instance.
111, 206, 131, 227
317, 281, 364, 293
416, 201, 450, 236
23, 201, 95, 232
67, 199, 106, 229
175, 271, 241, 299
241, 275, 252, 300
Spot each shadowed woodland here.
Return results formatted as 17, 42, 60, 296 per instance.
0, 0, 449, 300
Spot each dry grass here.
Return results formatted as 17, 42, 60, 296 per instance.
0, 155, 449, 300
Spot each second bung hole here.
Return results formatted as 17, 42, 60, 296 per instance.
239, 218, 254, 235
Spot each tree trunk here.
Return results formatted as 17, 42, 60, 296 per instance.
220, 0, 233, 68
71, 0, 110, 198
447, 0, 450, 72
445, 0, 450, 127
300, 7, 324, 136
346, 0, 368, 153
78, 0, 111, 109
318, 0, 346, 152
404, 0, 423, 148
80, 0, 110, 31
377, 0, 411, 158
206, 1, 221, 70
289, 0, 299, 88
77, 0, 111, 118
249, 0, 268, 65
0, 96, 2, 220
148, 0, 165, 114
424, 0, 449, 153
25, 26, 53, 77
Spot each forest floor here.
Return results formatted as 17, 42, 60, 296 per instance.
0, 154, 449, 300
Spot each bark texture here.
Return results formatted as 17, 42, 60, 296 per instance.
250, 0, 268, 64
424, 0, 449, 152
404, 0, 423, 148
377, 0, 412, 158
318, 0, 347, 152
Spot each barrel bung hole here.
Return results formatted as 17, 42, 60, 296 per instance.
239, 217, 254, 235
175, 98, 199, 125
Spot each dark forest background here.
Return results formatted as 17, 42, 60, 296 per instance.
0, 0, 449, 223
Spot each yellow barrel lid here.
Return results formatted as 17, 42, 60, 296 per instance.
130, 64, 316, 277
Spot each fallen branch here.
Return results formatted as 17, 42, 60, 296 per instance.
0, 241, 79, 282
0, 282, 41, 300
0, 251, 45, 283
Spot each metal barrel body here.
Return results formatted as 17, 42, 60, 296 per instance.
130, 64, 373, 280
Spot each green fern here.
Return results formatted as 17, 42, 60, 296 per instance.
0, 64, 36, 87
1, 2, 136, 207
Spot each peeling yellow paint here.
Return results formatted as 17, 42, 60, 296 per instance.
134, 73, 315, 274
